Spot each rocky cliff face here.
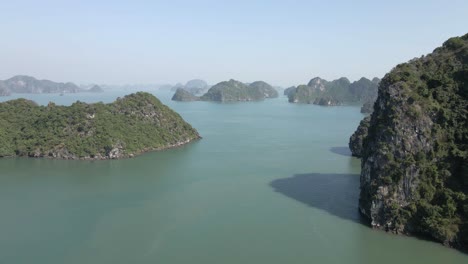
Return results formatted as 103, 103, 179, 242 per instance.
360, 101, 374, 113
354, 34, 468, 250
349, 116, 370, 157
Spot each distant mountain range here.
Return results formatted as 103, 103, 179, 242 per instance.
0, 75, 103, 95
287, 77, 380, 106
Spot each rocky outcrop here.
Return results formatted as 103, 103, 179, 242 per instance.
360, 101, 374, 113
349, 116, 370, 157
355, 33, 468, 250
0, 92, 201, 159
172, 88, 200, 101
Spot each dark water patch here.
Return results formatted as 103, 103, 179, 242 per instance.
329, 146, 352, 157
270, 173, 366, 225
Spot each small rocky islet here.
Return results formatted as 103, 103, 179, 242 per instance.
0, 92, 200, 160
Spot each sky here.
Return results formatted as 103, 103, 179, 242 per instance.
0, 0, 467, 87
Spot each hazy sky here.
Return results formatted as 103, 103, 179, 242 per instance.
0, 0, 467, 87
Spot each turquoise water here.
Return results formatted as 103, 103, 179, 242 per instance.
0, 91, 466, 264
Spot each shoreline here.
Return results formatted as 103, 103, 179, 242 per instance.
0, 136, 202, 161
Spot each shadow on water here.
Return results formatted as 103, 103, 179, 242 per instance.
270, 173, 367, 225
329, 146, 352, 157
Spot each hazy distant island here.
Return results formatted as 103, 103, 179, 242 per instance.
81, 84, 104, 93
172, 79, 279, 102
350, 33, 468, 250
171, 79, 210, 95
288, 76, 380, 107
0, 92, 200, 159
0, 75, 104, 95
0, 83, 11, 96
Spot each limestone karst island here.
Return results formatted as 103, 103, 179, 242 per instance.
350, 34, 468, 249
0, 92, 200, 159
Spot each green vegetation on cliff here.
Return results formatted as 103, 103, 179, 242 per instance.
0, 92, 200, 159
354, 33, 468, 250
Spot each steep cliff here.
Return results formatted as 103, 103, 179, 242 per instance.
0, 92, 200, 159
355, 34, 468, 250
349, 116, 370, 157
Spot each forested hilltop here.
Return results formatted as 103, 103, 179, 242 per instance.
0, 92, 200, 159
350, 33, 468, 250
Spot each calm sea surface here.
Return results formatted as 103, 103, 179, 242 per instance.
0, 91, 466, 264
